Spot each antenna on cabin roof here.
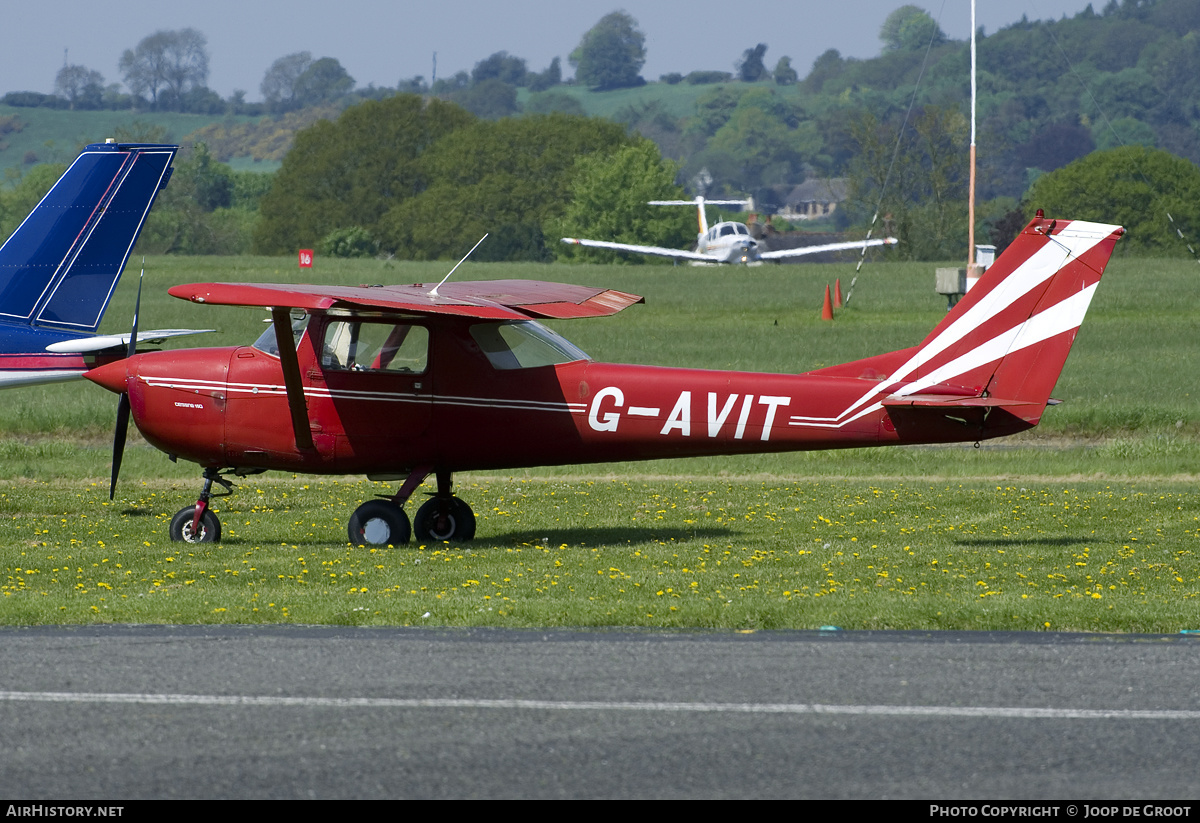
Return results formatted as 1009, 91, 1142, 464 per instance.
429, 233, 488, 298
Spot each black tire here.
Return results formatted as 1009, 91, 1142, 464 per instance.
348, 500, 411, 546
413, 497, 476, 542
169, 506, 222, 543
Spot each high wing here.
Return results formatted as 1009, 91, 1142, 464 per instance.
167, 279, 644, 320
758, 236, 900, 260
560, 237, 716, 263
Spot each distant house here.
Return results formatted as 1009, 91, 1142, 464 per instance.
776, 178, 848, 221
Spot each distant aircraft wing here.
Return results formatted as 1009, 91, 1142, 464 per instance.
561, 237, 715, 262
758, 236, 899, 260
167, 280, 644, 320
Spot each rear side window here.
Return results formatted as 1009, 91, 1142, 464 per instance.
470, 321, 589, 370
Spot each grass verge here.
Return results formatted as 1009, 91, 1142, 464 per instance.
2, 451, 1197, 631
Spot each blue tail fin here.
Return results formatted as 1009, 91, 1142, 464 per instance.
0, 141, 178, 333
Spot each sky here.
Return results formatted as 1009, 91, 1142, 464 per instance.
3, 1, 1099, 101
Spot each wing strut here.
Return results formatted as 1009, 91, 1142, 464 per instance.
271, 308, 314, 452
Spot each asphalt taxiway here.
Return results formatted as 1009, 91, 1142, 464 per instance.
2, 626, 1198, 799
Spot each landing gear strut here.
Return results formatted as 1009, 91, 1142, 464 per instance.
347, 467, 476, 545
169, 467, 234, 543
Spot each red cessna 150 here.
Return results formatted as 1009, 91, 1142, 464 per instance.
86, 215, 1123, 545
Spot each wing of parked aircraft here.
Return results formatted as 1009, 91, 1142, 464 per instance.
758, 236, 899, 259
560, 237, 716, 262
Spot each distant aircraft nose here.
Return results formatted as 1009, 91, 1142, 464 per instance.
84, 359, 129, 395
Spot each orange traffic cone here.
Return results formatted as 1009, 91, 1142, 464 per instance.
834, 278, 843, 308
821, 285, 834, 321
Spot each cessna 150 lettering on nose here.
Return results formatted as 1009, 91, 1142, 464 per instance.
0, 141, 202, 386
562, 196, 898, 264
86, 215, 1122, 545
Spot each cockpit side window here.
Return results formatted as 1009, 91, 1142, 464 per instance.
321, 320, 429, 373
719, 224, 735, 237
470, 320, 589, 370
252, 310, 308, 357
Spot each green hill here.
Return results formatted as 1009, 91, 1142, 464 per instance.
0, 105, 265, 174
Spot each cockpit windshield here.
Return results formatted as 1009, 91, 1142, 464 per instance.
470, 320, 589, 370
252, 310, 308, 357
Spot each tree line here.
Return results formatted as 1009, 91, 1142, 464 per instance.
5, 2, 1200, 260
3, 11, 648, 116
251, 94, 693, 262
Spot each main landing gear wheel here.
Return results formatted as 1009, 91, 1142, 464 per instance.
413, 497, 476, 542
169, 506, 222, 543
348, 500, 411, 546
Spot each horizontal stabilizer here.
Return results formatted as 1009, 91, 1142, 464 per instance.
45, 328, 215, 354
647, 199, 750, 207
882, 394, 1038, 409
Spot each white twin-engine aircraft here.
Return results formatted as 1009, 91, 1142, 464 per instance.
562, 196, 898, 264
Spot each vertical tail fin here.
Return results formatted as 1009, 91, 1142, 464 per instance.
647, 196, 752, 245
0, 141, 178, 333
880, 216, 1124, 435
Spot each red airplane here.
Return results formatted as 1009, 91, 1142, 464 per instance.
85, 215, 1123, 545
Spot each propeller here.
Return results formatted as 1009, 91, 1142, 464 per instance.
109, 262, 143, 500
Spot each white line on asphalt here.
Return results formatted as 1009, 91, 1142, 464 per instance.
3, 690, 1199, 719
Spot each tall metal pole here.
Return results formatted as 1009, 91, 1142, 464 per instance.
968, 0, 977, 274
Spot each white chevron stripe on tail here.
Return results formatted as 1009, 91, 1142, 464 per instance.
789, 220, 1119, 429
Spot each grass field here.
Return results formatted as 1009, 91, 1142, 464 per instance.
0, 105, 264, 171
2, 253, 1198, 630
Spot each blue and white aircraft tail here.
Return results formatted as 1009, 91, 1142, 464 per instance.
0, 140, 188, 388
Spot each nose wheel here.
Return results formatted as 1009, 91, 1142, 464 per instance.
169, 505, 221, 543
169, 467, 233, 543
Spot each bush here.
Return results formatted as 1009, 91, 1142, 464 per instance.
1024, 146, 1200, 256
1, 91, 65, 108
685, 71, 733, 85
319, 226, 377, 258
